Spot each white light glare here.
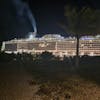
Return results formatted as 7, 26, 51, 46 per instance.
29, 34, 34, 40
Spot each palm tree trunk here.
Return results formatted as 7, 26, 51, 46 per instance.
75, 34, 79, 67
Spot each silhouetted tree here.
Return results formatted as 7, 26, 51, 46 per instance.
61, 6, 100, 67
39, 51, 55, 61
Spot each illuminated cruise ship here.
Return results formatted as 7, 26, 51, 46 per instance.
1, 34, 100, 57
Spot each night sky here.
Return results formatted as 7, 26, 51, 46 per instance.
27, 0, 67, 35
0, 0, 100, 40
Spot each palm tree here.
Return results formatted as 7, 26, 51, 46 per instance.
60, 6, 100, 67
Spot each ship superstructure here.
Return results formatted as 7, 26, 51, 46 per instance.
1, 34, 100, 57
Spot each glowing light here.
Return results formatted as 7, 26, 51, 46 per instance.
29, 34, 34, 40
81, 36, 94, 40
90, 52, 94, 56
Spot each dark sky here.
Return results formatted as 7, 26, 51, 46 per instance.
25, 0, 67, 36
24, 0, 100, 35
0, 0, 100, 40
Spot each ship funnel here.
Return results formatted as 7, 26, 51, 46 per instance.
24, 3, 37, 37
12, 0, 37, 37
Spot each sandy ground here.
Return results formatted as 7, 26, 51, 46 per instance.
0, 62, 100, 100
0, 62, 39, 100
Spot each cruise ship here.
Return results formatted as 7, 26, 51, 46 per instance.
1, 0, 100, 57
1, 34, 100, 57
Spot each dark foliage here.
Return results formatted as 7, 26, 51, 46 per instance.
0, 52, 100, 84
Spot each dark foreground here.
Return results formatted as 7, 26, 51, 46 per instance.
0, 52, 100, 100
